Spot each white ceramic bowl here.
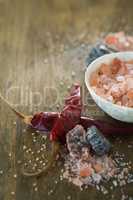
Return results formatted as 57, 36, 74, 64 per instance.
85, 51, 133, 123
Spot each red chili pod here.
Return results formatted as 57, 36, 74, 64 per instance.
50, 84, 82, 143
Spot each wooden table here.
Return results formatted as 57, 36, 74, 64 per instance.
0, 0, 133, 199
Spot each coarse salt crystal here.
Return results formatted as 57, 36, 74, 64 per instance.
116, 75, 125, 82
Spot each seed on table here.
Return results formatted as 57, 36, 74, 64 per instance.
8, 153, 12, 157
33, 182, 37, 187
48, 190, 53, 195
23, 145, 27, 150
36, 157, 39, 161
13, 174, 17, 178
54, 180, 58, 184
28, 148, 31, 152
56, 104, 60, 109
0, 170, 3, 175
113, 180, 117, 187
34, 187, 38, 192
44, 59, 48, 64
42, 135, 47, 140
34, 163, 37, 167
67, 195, 71, 199
32, 167, 36, 171
71, 71, 76, 77
11, 191, 15, 195
60, 175, 63, 181
60, 81, 64, 86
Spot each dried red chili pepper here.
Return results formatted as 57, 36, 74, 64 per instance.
1, 84, 133, 178
80, 117, 133, 136
1, 85, 133, 139
31, 112, 59, 131
31, 113, 133, 137
49, 84, 82, 144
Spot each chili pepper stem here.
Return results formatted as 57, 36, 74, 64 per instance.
22, 141, 60, 177
0, 93, 32, 125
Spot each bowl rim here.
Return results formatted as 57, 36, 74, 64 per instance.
85, 51, 133, 111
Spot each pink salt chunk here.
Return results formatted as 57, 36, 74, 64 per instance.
91, 58, 133, 108
99, 74, 113, 87
90, 72, 99, 86
105, 35, 118, 46
103, 84, 110, 90
128, 100, 133, 107
111, 58, 122, 74
121, 95, 129, 106
99, 63, 111, 76
95, 88, 105, 96
117, 62, 128, 75
129, 70, 133, 75
126, 77, 133, 89
116, 75, 125, 82
127, 89, 133, 100
125, 60, 133, 65
110, 84, 122, 99
106, 95, 114, 103
116, 101, 122, 106
118, 82, 127, 96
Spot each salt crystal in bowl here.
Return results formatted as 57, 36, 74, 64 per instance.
85, 52, 133, 123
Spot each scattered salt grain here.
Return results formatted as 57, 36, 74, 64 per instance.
116, 75, 125, 82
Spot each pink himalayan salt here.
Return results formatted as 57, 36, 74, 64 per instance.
117, 62, 128, 75
111, 58, 122, 74
90, 58, 133, 108
126, 77, 133, 89
104, 32, 133, 51
121, 95, 129, 106
100, 63, 111, 76
90, 72, 99, 86
79, 164, 93, 177
116, 75, 125, 82
127, 89, 133, 100
128, 100, 133, 107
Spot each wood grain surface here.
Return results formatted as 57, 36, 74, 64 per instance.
0, 0, 133, 199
